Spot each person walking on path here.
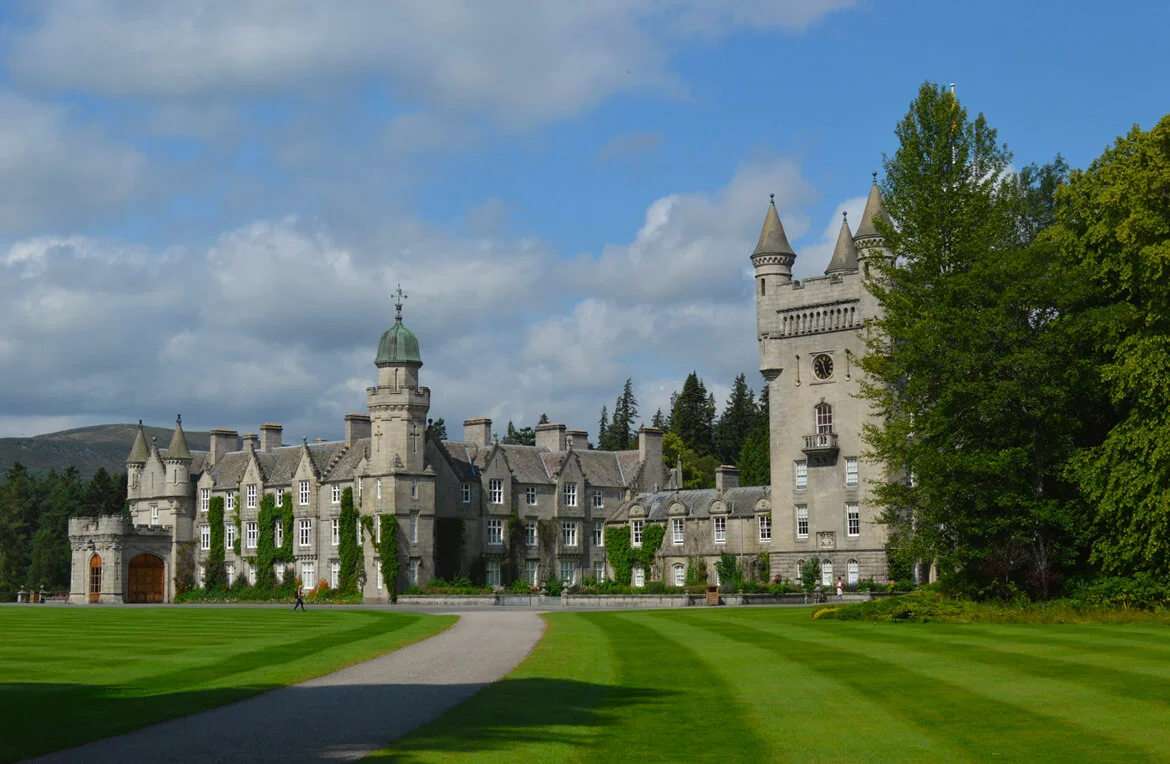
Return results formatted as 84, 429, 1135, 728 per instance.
293, 584, 305, 611
836, 577, 844, 602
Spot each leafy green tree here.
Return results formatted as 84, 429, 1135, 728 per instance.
338, 487, 362, 592
428, 418, 448, 440
736, 421, 770, 487
1054, 114, 1170, 576
715, 373, 756, 464
502, 421, 536, 446
860, 81, 1094, 586
662, 432, 716, 489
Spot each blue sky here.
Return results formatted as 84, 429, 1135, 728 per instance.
0, 0, 1165, 443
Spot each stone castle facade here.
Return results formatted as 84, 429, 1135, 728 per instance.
69, 179, 893, 603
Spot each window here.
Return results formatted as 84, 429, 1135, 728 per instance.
672, 518, 684, 545
526, 560, 539, 587
593, 561, 606, 583
299, 480, 310, 506
489, 478, 503, 505
328, 561, 339, 589
299, 518, 312, 548
276, 488, 284, 506
226, 563, 235, 586
562, 521, 578, 547
226, 523, 236, 550
274, 521, 283, 548
461, 483, 471, 503
848, 559, 860, 585
411, 480, 418, 499
593, 489, 604, 508
631, 519, 643, 547
821, 559, 833, 586
331, 518, 340, 546
715, 566, 721, 587
633, 565, 645, 588
815, 403, 833, 434
246, 562, 255, 585
376, 559, 383, 590
674, 564, 686, 587
332, 484, 341, 504
300, 562, 315, 588
197, 564, 205, 587
759, 514, 772, 542
526, 486, 537, 505
846, 457, 859, 488
199, 524, 210, 551
487, 561, 501, 587
794, 460, 808, 491
245, 484, 256, 509
409, 559, 420, 585
560, 560, 575, 585
375, 514, 382, 543
246, 522, 258, 549
357, 519, 362, 544
150, 504, 159, 526
376, 479, 382, 500
563, 482, 577, 507
847, 503, 860, 537
226, 493, 234, 512
796, 505, 809, 539
200, 488, 210, 512
713, 516, 727, 544
593, 521, 604, 547
410, 512, 418, 544
487, 518, 503, 545
796, 559, 804, 580
526, 520, 537, 547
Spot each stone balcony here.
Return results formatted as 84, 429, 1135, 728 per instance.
802, 432, 839, 456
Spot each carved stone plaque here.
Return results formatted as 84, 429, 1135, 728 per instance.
817, 531, 836, 550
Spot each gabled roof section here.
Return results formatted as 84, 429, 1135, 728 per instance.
825, 211, 860, 274
751, 195, 796, 258
127, 420, 149, 464
438, 440, 481, 481
574, 450, 627, 487
855, 173, 892, 240
165, 415, 192, 461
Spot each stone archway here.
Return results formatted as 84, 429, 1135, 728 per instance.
127, 554, 165, 603
89, 554, 102, 603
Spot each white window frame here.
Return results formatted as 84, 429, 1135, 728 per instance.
226, 523, 236, 550
332, 484, 341, 504
845, 457, 859, 488
563, 482, 577, 507
409, 559, 420, 585
815, 403, 833, 434
246, 521, 258, 549
197, 564, 205, 587
150, 504, 159, 526
526, 486, 538, 506
274, 520, 283, 549
489, 478, 503, 505
759, 514, 772, 542
672, 518, 684, 545
246, 561, 255, 585
796, 504, 809, 539
376, 559, 383, 589
631, 519, 643, 547
246, 484, 257, 509
331, 518, 340, 546
562, 521, 578, 548
226, 562, 235, 586
410, 512, 418, 544
199, 524, 210, 551
527, 560, 539, 586
276, 488, 284, 506
674, 564, 686, 587
794, 460, 808, 491
560, 560, 575, 585
633, 565, 645, 588
847, 503, 860, 537
330, 561, 340, 589
526, 520, 537, 547
200, 488, 210, 512
375, 513, 382, 543
301, 562, 315, 589
713, 516, 727, 544
299, 518, 312, 548
848, 559, 860, 585
461, 483, 471, 503
487, 561, 501, 588
376, 479, 382, 500
821, 559, 834, 587
411, 480, 418, 500
487, 518, 503, 546
226, 493, 234, 512
299, 480, 310, 506
593, 561, 606, 583
593, 521, 604, 547
593, 489, 604, 508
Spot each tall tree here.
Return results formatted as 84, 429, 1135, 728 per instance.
428, 418, 448, 440
609, 378, 639, 450
859, 81, 1093, 586
1055, 114, 1170, 576
650, 408, 667, 430
715, 374, 756, 464
596, 406, 612, 451
502, 421, 536, 446
670, 372, 713, 454
0, 463, 34, 600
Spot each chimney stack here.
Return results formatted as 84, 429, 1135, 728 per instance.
344, 413, 371, 446
209, 428, 239, 467
535, 422, 567, 452
463, 417, 492, 447
242, 432, 259, 452
260, 423, 283, 453
566, 429, 589, 450
638, 427, 665, 492
715, 465, 740, 493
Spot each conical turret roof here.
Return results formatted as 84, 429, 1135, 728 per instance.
854, 173, 891, 240
751, 195, 796, 258
166, 415, 193, 461
127, 420, 149, 464
825, 212, 859, 274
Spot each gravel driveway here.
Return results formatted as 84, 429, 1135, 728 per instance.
31, 610, 545, 763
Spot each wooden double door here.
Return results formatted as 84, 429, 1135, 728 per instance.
127, 554, 165, 603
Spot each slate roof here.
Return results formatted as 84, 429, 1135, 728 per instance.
855, 175, 891, 240
825, 212, 860, 274
610, 485, 770, 523
574, 450, 628, 487
751, 196, 796, 257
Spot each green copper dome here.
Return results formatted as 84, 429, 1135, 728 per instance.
376, 319, 421, 365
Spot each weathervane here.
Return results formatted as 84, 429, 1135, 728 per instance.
394, 283, 407, 322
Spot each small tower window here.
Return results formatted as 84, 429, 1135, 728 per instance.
760, 278, 766, 296
815, 403, 833, 434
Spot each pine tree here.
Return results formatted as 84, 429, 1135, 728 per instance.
651, 408, 666, 429
669, 372, 711, 454
428, 418, 448, 440
715, 373, 756, 465
502, 421, 536, 446
538, 413, 549, 424
597, 406, 612, 451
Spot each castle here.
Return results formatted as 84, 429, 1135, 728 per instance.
68, 177, 892, 603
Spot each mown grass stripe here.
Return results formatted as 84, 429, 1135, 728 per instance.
664, 610, 1155, 761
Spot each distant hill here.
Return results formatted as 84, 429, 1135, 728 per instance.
0, 423, 212, 479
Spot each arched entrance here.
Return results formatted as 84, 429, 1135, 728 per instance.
127, 554, 165, 603
89, 554, 102, 603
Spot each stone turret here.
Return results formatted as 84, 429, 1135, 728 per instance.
367, 285, 430, 475
163, 415, 192, 499
825, 211, 859, 275
854, 172, 893, 264
126, 420, 149, 497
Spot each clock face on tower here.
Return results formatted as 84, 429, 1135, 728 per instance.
812, 354, 834, 380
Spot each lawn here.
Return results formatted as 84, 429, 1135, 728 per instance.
0, 607, 454, 763
375, 607, 1170, 762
